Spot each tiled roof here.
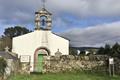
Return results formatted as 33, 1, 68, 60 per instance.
0, 51, 18, 60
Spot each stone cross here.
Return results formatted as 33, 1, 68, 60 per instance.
55, 49, 62, 57
5, 46, 9, 52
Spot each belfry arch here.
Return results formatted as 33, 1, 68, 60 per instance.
35, 8, 52, 30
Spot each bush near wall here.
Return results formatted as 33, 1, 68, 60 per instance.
0, 57, 7, 79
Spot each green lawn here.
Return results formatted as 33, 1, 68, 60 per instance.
8, 71, 120, 80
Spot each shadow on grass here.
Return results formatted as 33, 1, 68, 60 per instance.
30, 72, 43, 75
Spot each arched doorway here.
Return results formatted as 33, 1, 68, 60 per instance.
34, 47, 50, 72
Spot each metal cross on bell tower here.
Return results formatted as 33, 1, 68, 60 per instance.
42, 0, 46, 9
35, 0, 52, 30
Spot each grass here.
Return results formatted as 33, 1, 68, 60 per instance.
8, 71, 120, 80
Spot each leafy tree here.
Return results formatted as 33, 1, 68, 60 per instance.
0, 37, 12, 51
97, 47, 105, 54
104, 44, 112, 55
112, 43, 120, 52
97, 43, 120, 58
69, 47, 77, 55
0, 57, 7, 78
112, 43, 120, 57
4, 26, 31, 38
79, 50, 86, 55
0, 26, 31, 51
97, 44, 112, 55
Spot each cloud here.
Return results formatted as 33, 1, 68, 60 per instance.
0, 0, 120, 24
0, 0, 120, 36
61, 21, 120, 47
48, 0, 120, 17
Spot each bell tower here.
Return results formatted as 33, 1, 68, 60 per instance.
35, 0, 52, 30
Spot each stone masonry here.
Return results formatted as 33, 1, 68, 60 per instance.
42, 55, 108, 73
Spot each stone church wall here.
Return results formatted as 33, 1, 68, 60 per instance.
43, 55, 109, 73
18, 55, 120, 75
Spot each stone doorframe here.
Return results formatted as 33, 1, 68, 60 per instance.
34, 47, 50, 72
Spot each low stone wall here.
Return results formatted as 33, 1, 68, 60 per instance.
20, 62, 30, 74
114, 58, 120, 74
43, 55, 109, 73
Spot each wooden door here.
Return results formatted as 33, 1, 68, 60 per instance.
37, 54, 43, 72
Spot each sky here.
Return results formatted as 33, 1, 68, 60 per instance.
0, 0, 120, 47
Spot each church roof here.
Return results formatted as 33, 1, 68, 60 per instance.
52, 32, 70, 41
0, 51, 18, 60
35, 8, 52, 15
13, 30, 70, 41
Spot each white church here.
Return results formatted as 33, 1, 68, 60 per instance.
12, 7, 69, 72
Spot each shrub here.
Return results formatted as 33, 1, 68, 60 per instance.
0, 57, 7, 76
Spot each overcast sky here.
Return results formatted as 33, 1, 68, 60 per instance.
0, 0, 120, 47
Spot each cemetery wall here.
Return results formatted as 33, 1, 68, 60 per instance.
19, 55, 120, 75
43, 55, 109, 73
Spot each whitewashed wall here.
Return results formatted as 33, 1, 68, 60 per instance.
12, 30, 69, 71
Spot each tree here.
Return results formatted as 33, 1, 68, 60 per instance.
112, 43, 120, 57
112, 43, 120, 52
97, 44, 113, 55
79, 50, 86, 55
0, 26, 31, 51
0, 37, 12, 51
104, 44, 112, 55
4, 26, 31, 38
97, 47, 105, 54
69, 47, 77, 55
97, 43, 120, 58
0, 57, 7, 79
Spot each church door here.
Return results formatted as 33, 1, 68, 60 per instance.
35, 48, 49, 72
37, 54, 43, 72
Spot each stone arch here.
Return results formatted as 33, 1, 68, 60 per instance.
34, 47, 50, 56
35, 8, 52, 30
34, 47, 50, 72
